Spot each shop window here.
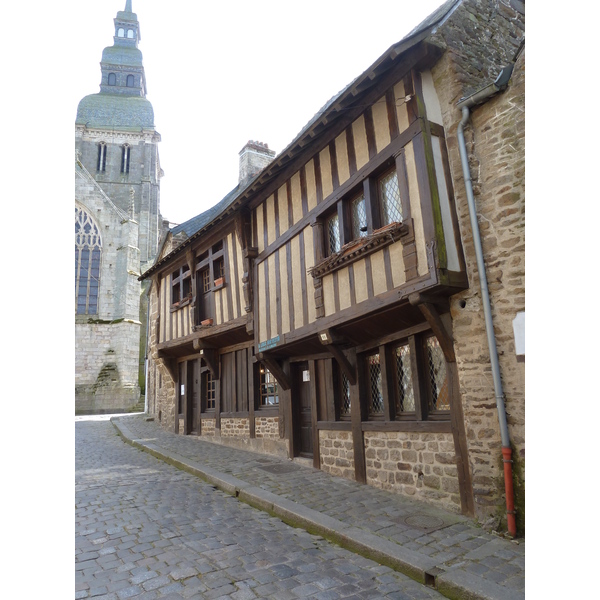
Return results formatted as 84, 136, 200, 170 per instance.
203, 370, 216, 411
259, 367, 279, 407
360, 333, 450, 423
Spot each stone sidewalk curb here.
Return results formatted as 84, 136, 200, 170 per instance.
111, 417, 520, 600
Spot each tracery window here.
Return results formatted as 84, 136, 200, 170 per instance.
75, 206, 102, 315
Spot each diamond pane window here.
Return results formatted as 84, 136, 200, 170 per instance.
395, 344, 415, 412
75, 206, 102, 315
326, 213, 341, 255
367, 354, 384, 416
379, 169, 402, 225
351, 193, 368, 239
340, 372, 351, 417
426, 337, 450, 411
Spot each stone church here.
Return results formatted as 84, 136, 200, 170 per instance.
75, 1, 165, 414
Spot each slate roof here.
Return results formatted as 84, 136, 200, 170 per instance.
76, 94, 155, 129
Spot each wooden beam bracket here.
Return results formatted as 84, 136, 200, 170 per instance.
317, 331, 357, 386
193, 339, 219, 378
409, 292, 455, 362
256, 352, 291, 391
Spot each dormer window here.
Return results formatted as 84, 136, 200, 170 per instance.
127, 29, 134, 39
126, 75, 134, 88
117, 28, 125, 37
108, 73, 116, 86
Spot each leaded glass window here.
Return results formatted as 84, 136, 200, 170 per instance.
426, 337, 450, 411
367, 354, 384, 416
326, 212, 341, 255
75, 206, 102, 315
351, 193, 368, 239
379, 169, 402, 225
340, 372, 351, 417
395, 344, 415, 413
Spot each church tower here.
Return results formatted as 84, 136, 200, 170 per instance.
75, 1, 163, 414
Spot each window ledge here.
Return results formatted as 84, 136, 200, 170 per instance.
170, 295, 193, 312
309, 221, 409, 278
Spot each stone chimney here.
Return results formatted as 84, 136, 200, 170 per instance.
238, 140, 276, 184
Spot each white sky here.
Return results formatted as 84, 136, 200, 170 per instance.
72, 0, 446, 225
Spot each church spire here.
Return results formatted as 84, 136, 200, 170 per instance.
125, 0, 133, 13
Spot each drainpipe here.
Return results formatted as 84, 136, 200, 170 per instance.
456, 59, 518, 537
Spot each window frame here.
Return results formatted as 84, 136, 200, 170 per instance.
258, 366, 279, 408
358, 332, 451, 424
193, 240, 226, 324
171, 264, 192, 307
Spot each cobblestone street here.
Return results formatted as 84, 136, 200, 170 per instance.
75, 417, 446, 599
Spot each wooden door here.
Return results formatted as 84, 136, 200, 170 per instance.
294, 362, 313, 458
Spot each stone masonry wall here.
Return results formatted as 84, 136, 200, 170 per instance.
201, 419, 216, 437
221, 418, 250, 438
364, 432, 461, 513
255, 416, 279, 439
319, 431, 355, 481
429, 0, 525, 530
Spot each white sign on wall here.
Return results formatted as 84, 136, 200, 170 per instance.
512, 312, 525, 356
303, 370, 310, 382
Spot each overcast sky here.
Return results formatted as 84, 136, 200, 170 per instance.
72, 0, 446, 225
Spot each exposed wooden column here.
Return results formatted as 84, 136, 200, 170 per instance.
408, 292, 474, 515
348, 348, 367, 484
309, 360, 320, 469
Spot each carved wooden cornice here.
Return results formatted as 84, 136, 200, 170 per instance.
308, 221, 409, 279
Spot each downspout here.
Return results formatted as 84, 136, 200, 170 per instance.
455, 55, 519, 537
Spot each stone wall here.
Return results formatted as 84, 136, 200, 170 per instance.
221, 418, 250, 438
429, 0, 525, 530
201, 419, 216, 437
255, 416, 279, 439
319, 431, 355, 481
364, 432, 461, 513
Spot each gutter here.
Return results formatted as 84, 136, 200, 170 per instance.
455, 45, 522, 537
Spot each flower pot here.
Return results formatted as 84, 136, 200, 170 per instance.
201, 318, 213, 326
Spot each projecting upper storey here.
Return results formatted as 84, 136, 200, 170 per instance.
140, 0, 514, 357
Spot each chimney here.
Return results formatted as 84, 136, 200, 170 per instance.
238, 140, 276, 184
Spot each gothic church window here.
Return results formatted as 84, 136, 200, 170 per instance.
97, 142, 107, 172
75, 206, 102, 315
108, 73, 116, 86
126, 74, 134, 87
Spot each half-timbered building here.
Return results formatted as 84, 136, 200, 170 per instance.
141, 0, 525, 533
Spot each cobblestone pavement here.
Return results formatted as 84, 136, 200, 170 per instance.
111, 415, 524, 600
76, 417, 447, 599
